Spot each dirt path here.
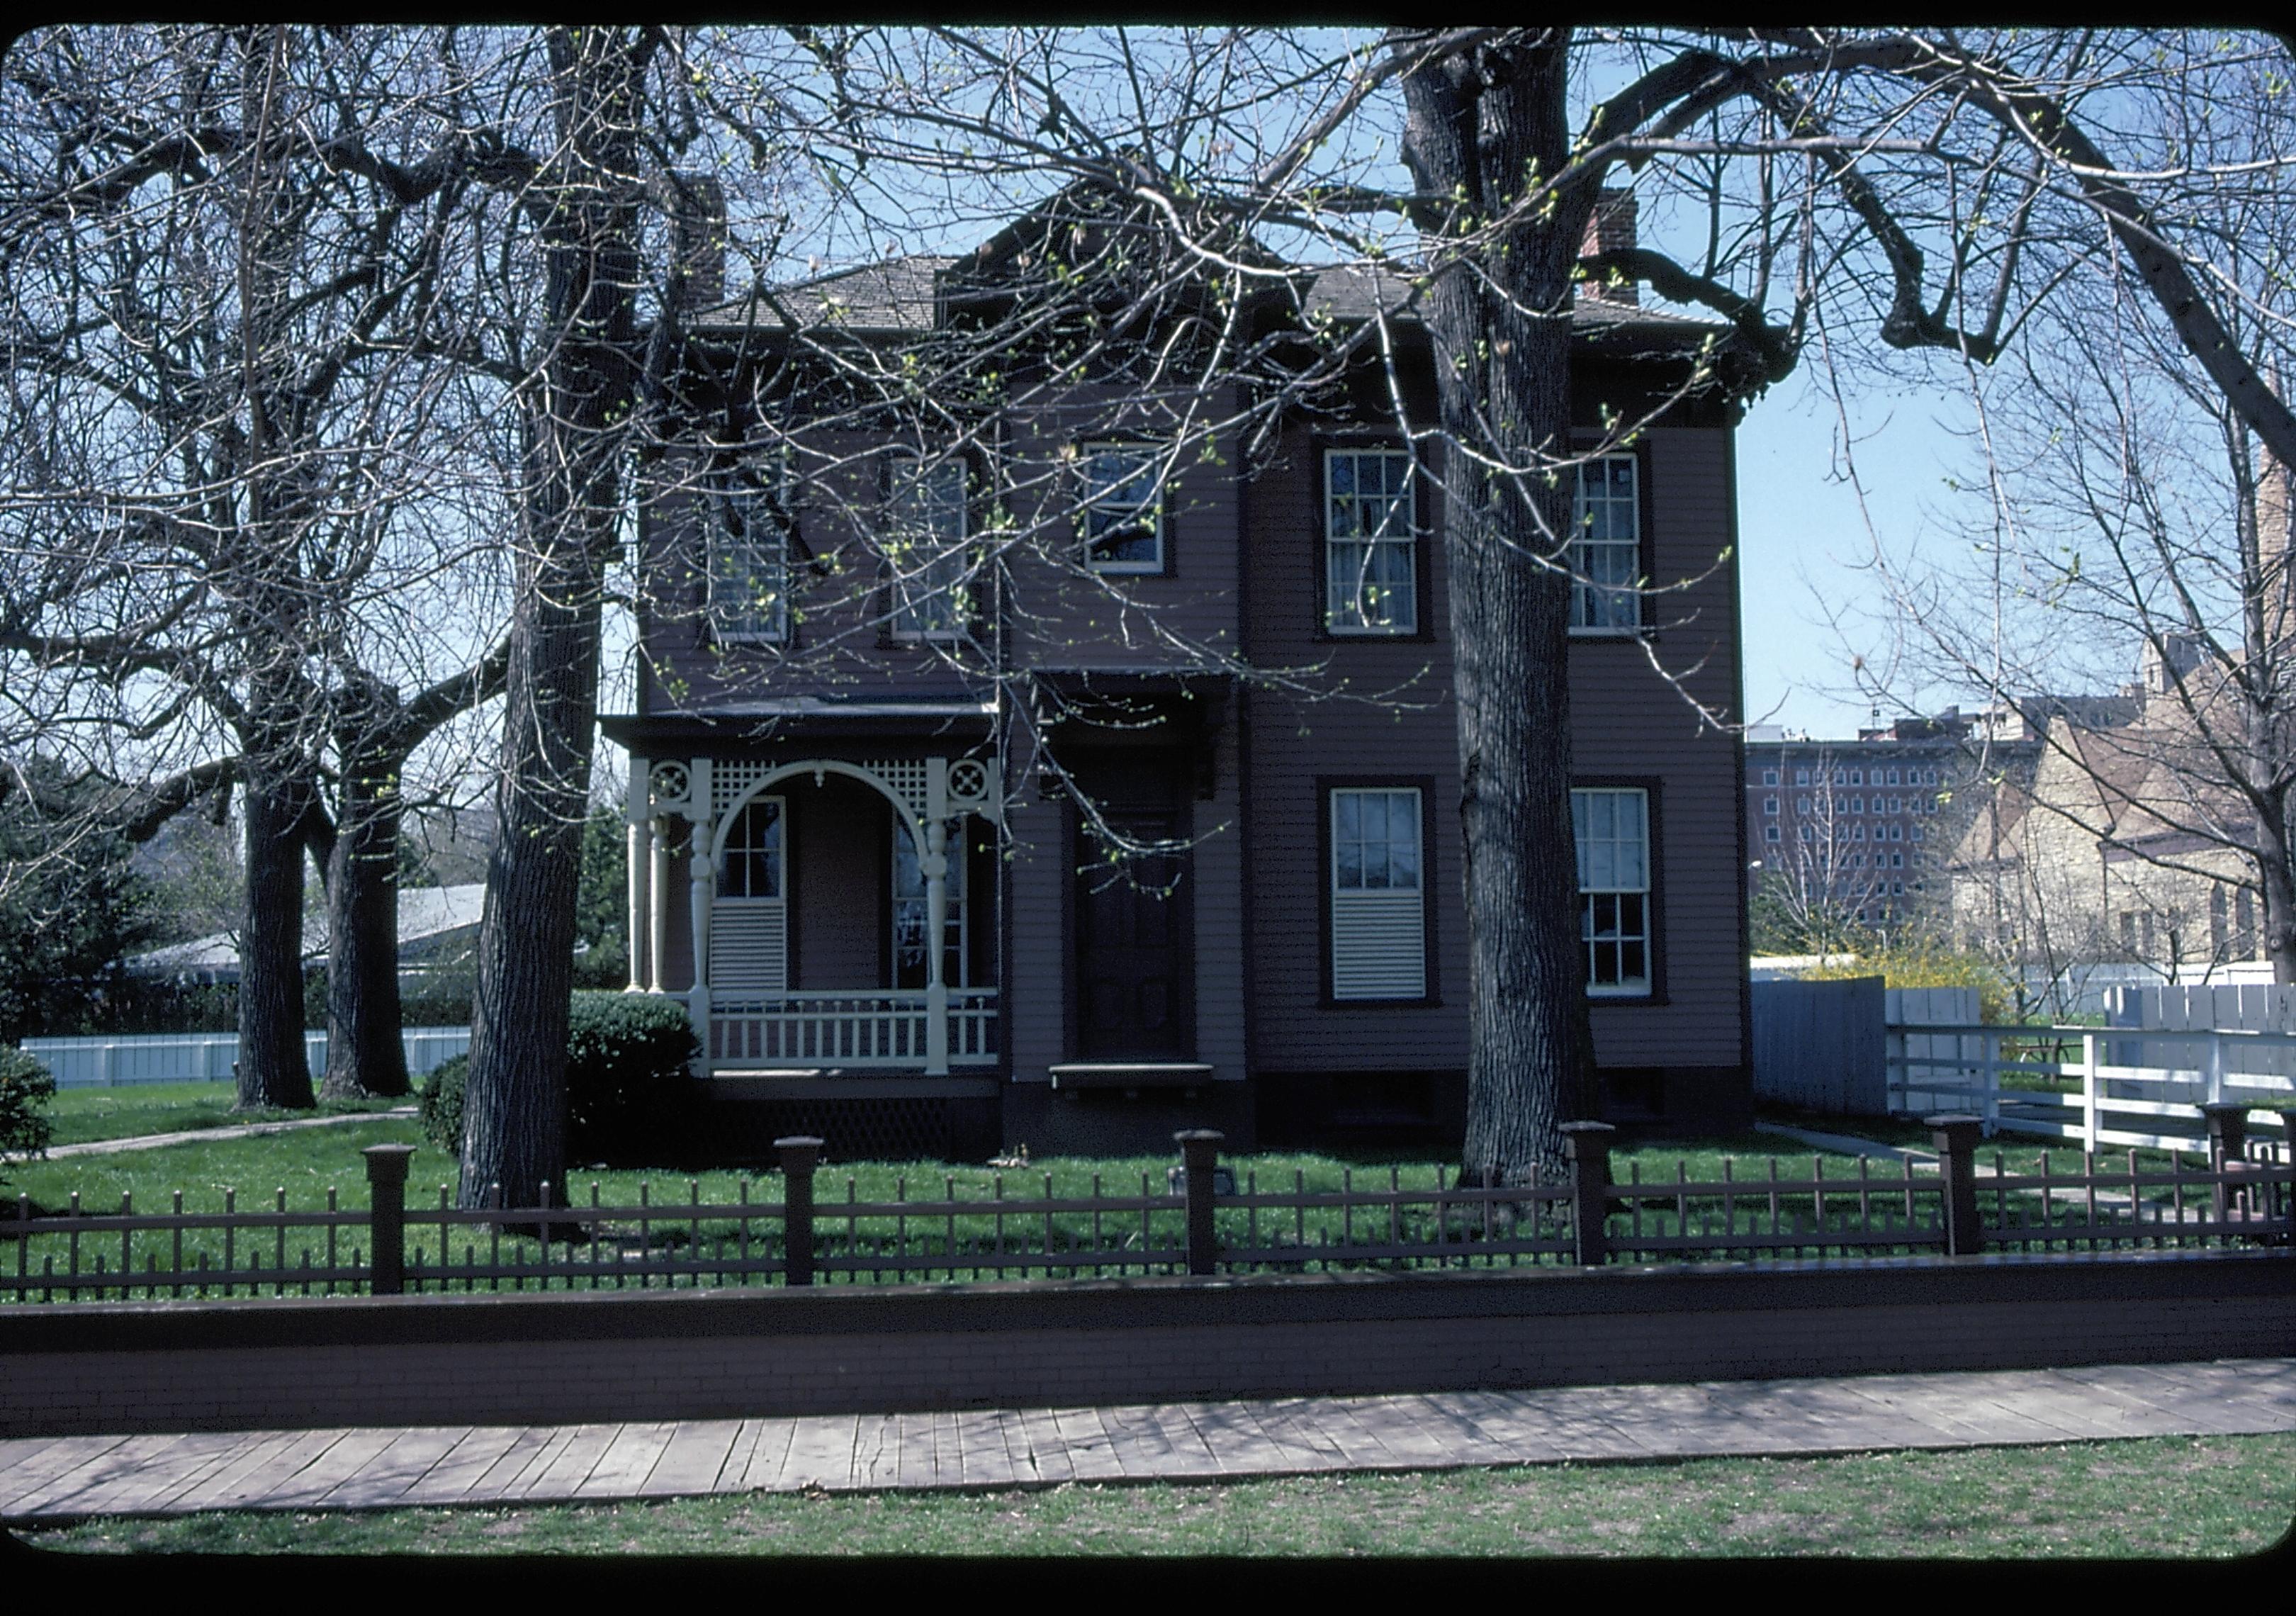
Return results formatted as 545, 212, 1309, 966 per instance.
44, 1109, 418, 1160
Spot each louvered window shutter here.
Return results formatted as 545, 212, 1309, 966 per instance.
1330, 788, 1426, 1000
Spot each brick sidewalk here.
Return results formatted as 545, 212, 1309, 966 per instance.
4, 1357, 2290, 1522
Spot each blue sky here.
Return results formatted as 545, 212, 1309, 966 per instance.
1733, 366, 1973, 739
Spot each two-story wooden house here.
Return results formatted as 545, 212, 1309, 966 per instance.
600, 189, 1760, 1160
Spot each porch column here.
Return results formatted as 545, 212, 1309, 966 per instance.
925, 757, 950, 1074
925, 817, 950, 1074
648, 816, 671, 993
685, 758, 715, 1037
624, 761, 650, 992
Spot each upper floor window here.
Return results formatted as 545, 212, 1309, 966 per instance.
1329, 787, 1426, 1001
1761, 768, 1779, 786
1570, 454, 1642, 632
1573, 786, 1651, 997
1324, 449, 1417, 634
1763, 797, 1778, 815
707, 459, 792, 644
887, 454, 973, 641
1795, 768, 1809, 786
1081, 442, 1164, 573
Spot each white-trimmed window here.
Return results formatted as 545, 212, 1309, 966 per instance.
887, 454, 972, 641
1329, 787, 1426, 1000
891, 820, 968, 988
707, 458, 792, 643
1573, 787, 1651, 997
1570, 454, 1642, 632
1081, 442, 1164, 572
1764, 825, 1781, 843
712, 797, 787, 994
1324, 448, 1417, 633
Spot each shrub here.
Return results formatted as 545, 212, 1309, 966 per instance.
1799, 933, 2015, 1023
417, 1053, 468, 1151
417, 995, 700, 1165
0, 1045, 56, 1187
565, 991, 700, 1160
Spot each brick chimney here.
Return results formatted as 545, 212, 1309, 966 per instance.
1577, 187, 1638, 306
660, 172, 726, 313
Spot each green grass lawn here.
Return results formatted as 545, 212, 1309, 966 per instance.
16, 1434, 2293, 1558
42, 1082, 410, 1148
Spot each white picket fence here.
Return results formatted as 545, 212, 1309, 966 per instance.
20, 1026, 471, 1089
1885, 1021, 2295, 1153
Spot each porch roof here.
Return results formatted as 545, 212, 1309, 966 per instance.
600, 696, 998, 749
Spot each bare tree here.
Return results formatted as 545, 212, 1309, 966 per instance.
0, 26, 521, 1104
1845, 35, 2296, 989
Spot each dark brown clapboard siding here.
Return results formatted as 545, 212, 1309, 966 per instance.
1240, 420, 1743, 1075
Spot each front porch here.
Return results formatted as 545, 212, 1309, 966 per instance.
621, 750, 1003, 1079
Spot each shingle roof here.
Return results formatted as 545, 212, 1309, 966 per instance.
691, 255, 955, 333
690, 252, 1729, 348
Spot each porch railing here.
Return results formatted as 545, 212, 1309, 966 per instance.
709, 988, 999, 1071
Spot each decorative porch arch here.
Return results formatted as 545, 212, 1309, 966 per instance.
711, 759, 928, 870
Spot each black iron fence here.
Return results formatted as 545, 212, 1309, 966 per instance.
7, 1114, 2290, 1304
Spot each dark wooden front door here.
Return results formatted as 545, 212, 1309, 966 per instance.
1077, 811, 1188, 1060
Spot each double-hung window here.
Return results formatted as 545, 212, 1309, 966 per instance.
1324, 449, 1417, 633
1570, 454, 1642, 632
707, 456, 793, 644
1573, 787, 1652, 997
1081, 442, 1164, 572
1329, 787, 1426, 1000
887, 454, 972, 641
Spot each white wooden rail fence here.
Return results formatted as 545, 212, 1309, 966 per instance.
21, 1027, 472, 1089
1886, 1022, 2296, 1153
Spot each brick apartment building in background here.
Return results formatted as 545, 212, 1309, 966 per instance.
1745, 712, 2013, 936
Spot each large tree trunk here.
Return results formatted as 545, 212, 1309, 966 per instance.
1399, 33, 1600, 1182
228, 27, 315, 1113
2260, 812, 2296, 985
459, 28, 651, 1210
236, 768, 315, 1110
321, 717, 410, 1100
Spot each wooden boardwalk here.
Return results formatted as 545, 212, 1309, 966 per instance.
4, 1358, 2290, 1522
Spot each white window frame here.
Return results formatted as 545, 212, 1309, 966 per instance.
1329, 786, 1427, 1001
886, 452, 974, 643
1081, 441, 1166, 573
707, 455, 794, 644
1573, 786, 1653, 998
1323, 447, 1419, 634
1762, 768, 1779, 786
1568, 453, 1643, 634
712, 796, 788, 994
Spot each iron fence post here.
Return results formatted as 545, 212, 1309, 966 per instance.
776, 1135, 823, 1286
1927, 1115, 1983, 1257
1175, 1130, 1223, 1276
1562, 1121, 1616, 1267
361, 1144, 416, 1296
